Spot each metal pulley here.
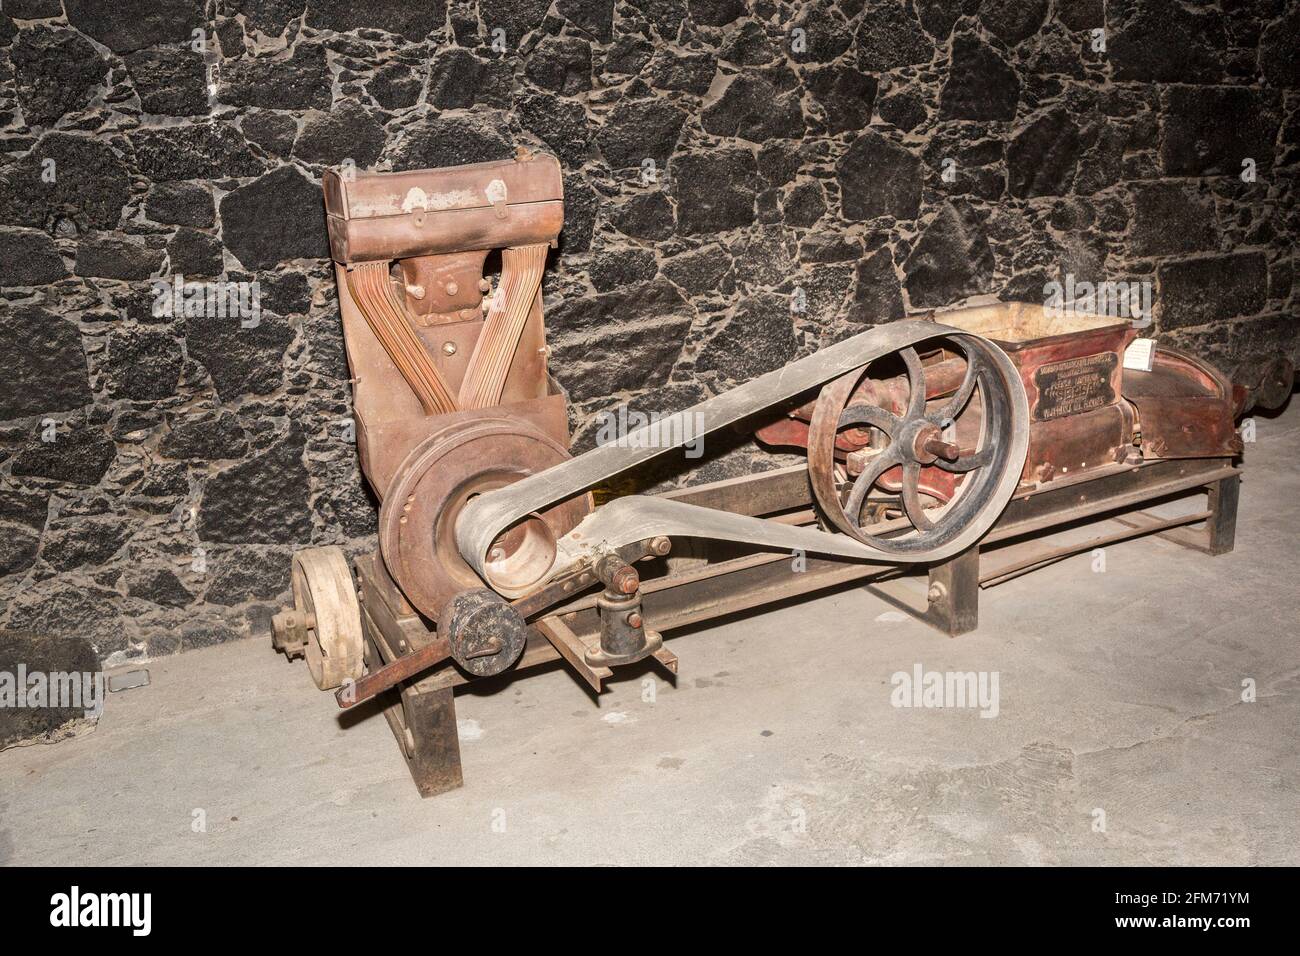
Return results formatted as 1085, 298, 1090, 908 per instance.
271, 547, 365, 690
376, 416, 591, 622
806, 334, 1024, 555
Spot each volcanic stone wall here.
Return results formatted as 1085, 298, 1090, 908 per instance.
0, 0, 1296, 668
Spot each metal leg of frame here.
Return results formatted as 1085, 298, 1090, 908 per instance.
399, 682, 464, 798
1137, 473, 1240, 556
361, 599, 465, 798
924, 543, 981, 637
1205, 473, 1240, 556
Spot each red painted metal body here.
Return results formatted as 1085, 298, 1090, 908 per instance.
757, 303, 1242, 499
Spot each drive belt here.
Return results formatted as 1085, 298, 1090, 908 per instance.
456, 319, 1029, 597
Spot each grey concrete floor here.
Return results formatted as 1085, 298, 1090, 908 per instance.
2, 403, 1297, 866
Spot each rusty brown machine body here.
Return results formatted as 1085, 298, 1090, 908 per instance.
272, 153, 1250, 797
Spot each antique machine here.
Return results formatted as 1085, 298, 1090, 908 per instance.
271, 152, 1250, 796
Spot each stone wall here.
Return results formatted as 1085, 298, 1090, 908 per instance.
0, 0, 1296, 666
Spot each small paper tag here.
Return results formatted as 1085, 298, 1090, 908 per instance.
1123, 338, 1155, 372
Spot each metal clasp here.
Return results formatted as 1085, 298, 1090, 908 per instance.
484, 178, 508, 220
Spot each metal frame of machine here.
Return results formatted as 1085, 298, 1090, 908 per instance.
271, 153, 1248, 797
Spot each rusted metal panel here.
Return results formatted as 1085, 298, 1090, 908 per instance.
1123, 347, 1243, 460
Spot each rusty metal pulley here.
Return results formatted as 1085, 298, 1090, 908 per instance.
377, 416, 592, 622
271, 546, 365, 690
807, 335, 1025, 556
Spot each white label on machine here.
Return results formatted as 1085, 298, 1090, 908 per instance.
1123, 338, 1155, 371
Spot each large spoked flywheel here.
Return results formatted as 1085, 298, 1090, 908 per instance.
807, 333, 1027, 557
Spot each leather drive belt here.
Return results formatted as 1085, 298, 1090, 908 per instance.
456, 319, 1030, 597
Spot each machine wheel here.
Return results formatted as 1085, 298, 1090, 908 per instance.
807, 334, 1027, 557
271, 547, 365, 690
378, 417, 592, 621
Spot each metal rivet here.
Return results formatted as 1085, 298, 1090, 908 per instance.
445, 281, 458, 296
442, 341, 457, 355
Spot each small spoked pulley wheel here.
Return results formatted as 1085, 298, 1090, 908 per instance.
807, 333, 1028, 559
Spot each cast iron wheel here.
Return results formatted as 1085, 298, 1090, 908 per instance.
807, 334, 1026, 557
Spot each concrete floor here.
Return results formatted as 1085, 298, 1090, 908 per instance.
2, 403, 1297, 866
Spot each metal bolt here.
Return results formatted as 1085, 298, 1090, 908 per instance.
478, 278, 491, 292
489, 547, 505, 562
927, 582, 947, 603
626, 611, 643, 628
650, 536, 672, 556
442, 341, 457, 356
595, 553, 639, 594
611, 565, 639, 595
445, 281, 459, 296
406, 283, 426, 300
